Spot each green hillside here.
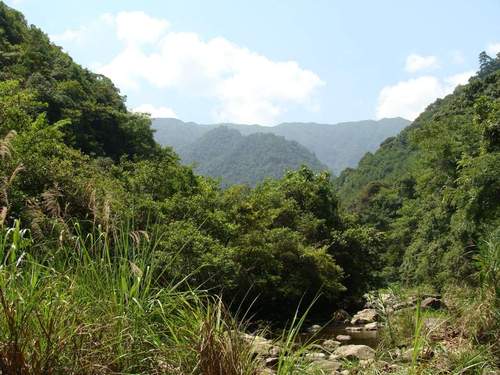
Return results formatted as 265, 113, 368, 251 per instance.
0, 1, 498, 373
179, 126, 327, 186
152, 117, 410, 175
335, 52, 500, 286
0, 0, 381, 327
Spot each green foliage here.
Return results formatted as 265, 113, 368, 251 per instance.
0, 221, 267, 374
0, 3, 157, 159
0, 27, 385, 319
153, 117, 410, 175
335, 53, 500, 288
180, 126, 328, 186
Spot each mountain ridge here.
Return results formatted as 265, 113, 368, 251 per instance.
152, 117, 410, 175
178, 126, 327, 186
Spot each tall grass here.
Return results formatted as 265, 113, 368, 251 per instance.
274, 296, 321, 375
0, 220, 273, 374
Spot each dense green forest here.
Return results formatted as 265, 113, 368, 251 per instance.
179, 126, 327, 186
152, 118, 410, 175
335, 52, 500, 287
0, 2, 498, 373
0, 2, 382, 318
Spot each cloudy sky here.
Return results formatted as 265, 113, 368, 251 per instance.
7, 0, 500, 125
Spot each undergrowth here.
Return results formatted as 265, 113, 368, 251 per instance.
0, 220, 274, 374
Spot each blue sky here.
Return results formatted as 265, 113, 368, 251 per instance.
6, 0, 500, 125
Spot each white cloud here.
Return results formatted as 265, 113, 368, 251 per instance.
51, 27, 87, 44
445, 70, 474, 87
133, 104, 177, 118
405, 54, 439, 73
94, 12, 323, 125
50, 14, 116, 46
111, 11, 170, 46
486, 42, 500, 56
376, 71, 474, 120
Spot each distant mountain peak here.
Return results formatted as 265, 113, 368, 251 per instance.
152, 117, 410, 176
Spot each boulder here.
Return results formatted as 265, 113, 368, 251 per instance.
364, 322, 378, 330
241, 333, 277, 357
332, 309, 351, 322
351, 309, 378, 325
336, 334, 351, 342
322, 339, 341, 351
305, 352, 327, 360
335, 345, 375, 360
307, 324, 322, 333
313, 358, 341, 372
421, 297, 443, 310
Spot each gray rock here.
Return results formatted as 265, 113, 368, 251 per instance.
364, 322, 378, 330
307, 324, 322, 333
335, 344, 375, 360
332, 309, 351, 322
313, 358, 341, 372
336, 334, 351, 341
322, 339, 341, 351
305, 352, 327, 360
241, 333, 276, 357
351, 309, 378, 325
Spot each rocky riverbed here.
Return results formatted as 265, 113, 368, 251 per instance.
245, 292, 451, 374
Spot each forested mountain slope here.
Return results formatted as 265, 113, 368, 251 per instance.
0, 3, 158, 159
179, 127, 327, 186
152, 117, 410, 174
1, 2, 499, 372
0, 1, 383, 321
335, 52, 500, 286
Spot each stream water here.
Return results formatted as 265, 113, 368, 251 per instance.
300, 323, 379, 348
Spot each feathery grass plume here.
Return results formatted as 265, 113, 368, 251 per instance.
197, 299, 260, 375
84, 182, 97, 222
0, 207, 6, 228
0, 131, 23, 229
41, 184, 63, 219
0, 130, 16, 160
1, 164, 24, 208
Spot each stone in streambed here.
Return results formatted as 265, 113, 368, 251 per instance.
305, 352, 327, 360
313, 358, 342, 372
335, 344, 375, 360
364, 322, 378, 330
336, 334, 351, 342
307, 324, 322, 333
351, 309, 378, 325
322, 339, 341, 351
